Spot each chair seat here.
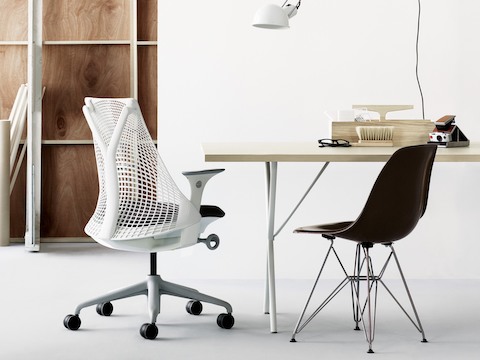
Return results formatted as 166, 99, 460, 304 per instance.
115, 204, 224, 235
294, 221, 353, 234
200, 205, 225, 218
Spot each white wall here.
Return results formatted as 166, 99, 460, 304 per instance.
155, 0, 480, 280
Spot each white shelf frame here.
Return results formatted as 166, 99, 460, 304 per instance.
43, 40, 132, 45
25, 0, 42, 251
0, 41, 29, 45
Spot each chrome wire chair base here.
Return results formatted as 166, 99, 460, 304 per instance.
291, 240, 427, 353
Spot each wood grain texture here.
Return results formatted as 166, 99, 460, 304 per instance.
41, 145, 98, 237
0, 0, 28, 41
138, 0, 157, 41
138, 46, 157, 137
331, 120, 434, 147
42, 45, 130, 140
43, 0, 129, 41
4, 0, 158, 240
0, 46, 28, 119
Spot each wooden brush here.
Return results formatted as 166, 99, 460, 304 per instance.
355, 126, 394, 146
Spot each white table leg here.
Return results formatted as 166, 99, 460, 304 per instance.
265, 161, 278, 333
263, 161, 330, 333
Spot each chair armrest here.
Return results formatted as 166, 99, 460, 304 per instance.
200, 205, 225, 218
182, 169, 225, 177
182, 169, 225, 210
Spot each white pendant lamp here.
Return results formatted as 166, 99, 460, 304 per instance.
252, 1, 301, 29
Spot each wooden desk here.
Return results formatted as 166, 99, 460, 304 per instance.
202, 142, 480, 333
203, 142, 480, 163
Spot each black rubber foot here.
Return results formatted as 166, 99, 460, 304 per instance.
290, 338, 297, 343
422, 338, 428, 343
367, 349, 375, 354
354, 326, 361, 331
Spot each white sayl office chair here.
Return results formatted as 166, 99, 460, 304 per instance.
63, 98, 233, 339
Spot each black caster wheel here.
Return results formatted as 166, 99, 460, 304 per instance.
217, 313, 234, 329
140, 323, 158, 340
96, 302, 113, 316
64, 314, 81, 331
186, 300, 203, 315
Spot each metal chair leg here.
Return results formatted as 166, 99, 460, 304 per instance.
351, 243, 362, 331
291, 239, 352, 342
389, 244, 428, 343
291, 240, 334, 342
291, 241, 426, 353
363, 244, 375, 353
350, 243, 379, 353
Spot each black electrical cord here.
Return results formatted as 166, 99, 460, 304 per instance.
415, 0, 425, 120
281, 1, 301, 10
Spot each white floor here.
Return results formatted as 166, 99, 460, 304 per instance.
1, 243, 479, 360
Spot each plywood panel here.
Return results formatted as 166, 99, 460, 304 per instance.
42, 45, 130, 140
138, 0, 157, 41
138, 46, 157, 137
43, 0, 130, 41
10, 151, 26, 237
41, 145, 98, 237
0, 0, 28, 41
0, 46, 28, 119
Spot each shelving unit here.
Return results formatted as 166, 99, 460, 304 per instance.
0, 0, 158, 250
0, 0, 29, 247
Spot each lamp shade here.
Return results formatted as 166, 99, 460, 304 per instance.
252, 4, 290, 29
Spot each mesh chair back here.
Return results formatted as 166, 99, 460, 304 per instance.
340, 144, 437, 243
83, 98, 199, 242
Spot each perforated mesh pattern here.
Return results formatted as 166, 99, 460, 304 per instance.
84, 98, 196, 241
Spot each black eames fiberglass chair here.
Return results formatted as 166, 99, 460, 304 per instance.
290, 144, 437, 353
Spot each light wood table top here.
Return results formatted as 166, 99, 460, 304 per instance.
203, 142, 480, 163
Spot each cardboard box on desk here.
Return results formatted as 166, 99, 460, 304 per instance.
331, 120, 434, 147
